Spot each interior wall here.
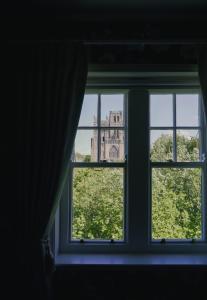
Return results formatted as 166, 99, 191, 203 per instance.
3, 3, 207, 298
54, 265, 207, 300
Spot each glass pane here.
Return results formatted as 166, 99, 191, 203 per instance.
72, 130, 97, 162
100, 130, 125, 162
78, 94, 98, 127
150, 130, 173, 162
177, 130, 200, 162
72, 168, 124, 240
150, 94, 173, 127
101, 94, 124, 127
176, 94, 199, 126
152, 168, 202, 240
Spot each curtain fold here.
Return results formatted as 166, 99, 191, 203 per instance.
11, 41, 88, 299
198, 46, 207, 121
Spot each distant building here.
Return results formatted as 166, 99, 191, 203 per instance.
91, 111, 124, 161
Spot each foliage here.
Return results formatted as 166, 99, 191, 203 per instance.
152, 168, 201, 239
83, 155, 91, 162
74, 153, 91, 162
72, 168, 124, 240
151, 133, 201, 239
72, 133, 201, 240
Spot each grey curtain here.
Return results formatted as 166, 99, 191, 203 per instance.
198, 46, 207, 121
9, 41, 87, 299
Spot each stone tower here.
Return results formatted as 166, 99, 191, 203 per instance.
91, 111, 124, 162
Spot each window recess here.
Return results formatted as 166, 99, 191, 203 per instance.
57, 72, 207, 255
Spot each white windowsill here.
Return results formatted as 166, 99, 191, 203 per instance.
55, 254, 207, 266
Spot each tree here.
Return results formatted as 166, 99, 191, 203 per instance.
72, 168, 124, 240
83, 155, 91, 162
151, 133, 201, 239
72, 133, 201, 241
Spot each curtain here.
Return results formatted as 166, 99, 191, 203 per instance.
9, 41, 87, 299
198, 46, 207, 121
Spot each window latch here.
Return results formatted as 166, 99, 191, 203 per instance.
201, 153, 206, 162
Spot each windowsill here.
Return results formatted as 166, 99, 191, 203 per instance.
55, 254, 207, 266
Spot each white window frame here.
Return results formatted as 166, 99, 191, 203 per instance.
55, 69, 207, 255
149, 90, 207, 244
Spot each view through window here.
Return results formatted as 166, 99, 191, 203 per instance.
60, 88, 206, 253
70, 93, 127, 241
150, 93, 203, 240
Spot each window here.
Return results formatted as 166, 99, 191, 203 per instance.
58, 72, 207, 255
150, 93, 204, 241
59, 92, 127, 252
109, 145, 119, 159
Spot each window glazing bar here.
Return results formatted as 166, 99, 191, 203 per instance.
71, 162, 126, 168
199, 93, 207, 242
78, 126, 125, 130
150, 126, 201, 130
173, 93, 177, 162
97, 93, 101, 162
151, 162, 204, 168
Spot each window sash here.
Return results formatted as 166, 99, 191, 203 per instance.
68, 91, 128, 243
149, 91, 206, 242
69, 165, 127, 243
150, 166, 204, 239
150, 92, 202, 162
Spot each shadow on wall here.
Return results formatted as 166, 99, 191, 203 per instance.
53, 266, 207, 300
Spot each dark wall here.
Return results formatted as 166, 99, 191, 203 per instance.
54, 265, 207, 300
2, 2, 207, 42
3, 2, 207, 299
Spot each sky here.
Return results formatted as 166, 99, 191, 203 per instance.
78, 94, 124, 127
74, 93, 200, 157
75, 94, 124, 156
150, 94, 199, 144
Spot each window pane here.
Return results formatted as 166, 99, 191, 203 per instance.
72, 130, 97, 162
100, 130, 125, 162
150, 94, 173, 126
78, 94, 98, 127
176, 94, 199, 126
150, 130, 173, 162
152, 168, 202, 240
177, 130, 200, 162
101, 94, 124, 126
72, 168, 124, 240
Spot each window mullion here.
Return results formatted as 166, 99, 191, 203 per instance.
173, 93, 177, 162
128, 89, 149, 250
202, 165, 207, 241
200, 93, 207, 242
98, 93, 101, 162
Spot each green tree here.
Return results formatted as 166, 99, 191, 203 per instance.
151, 134, 201, 239
83, 155, 91, 162
72, 168, 124, 240
72, 133, 201, 241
